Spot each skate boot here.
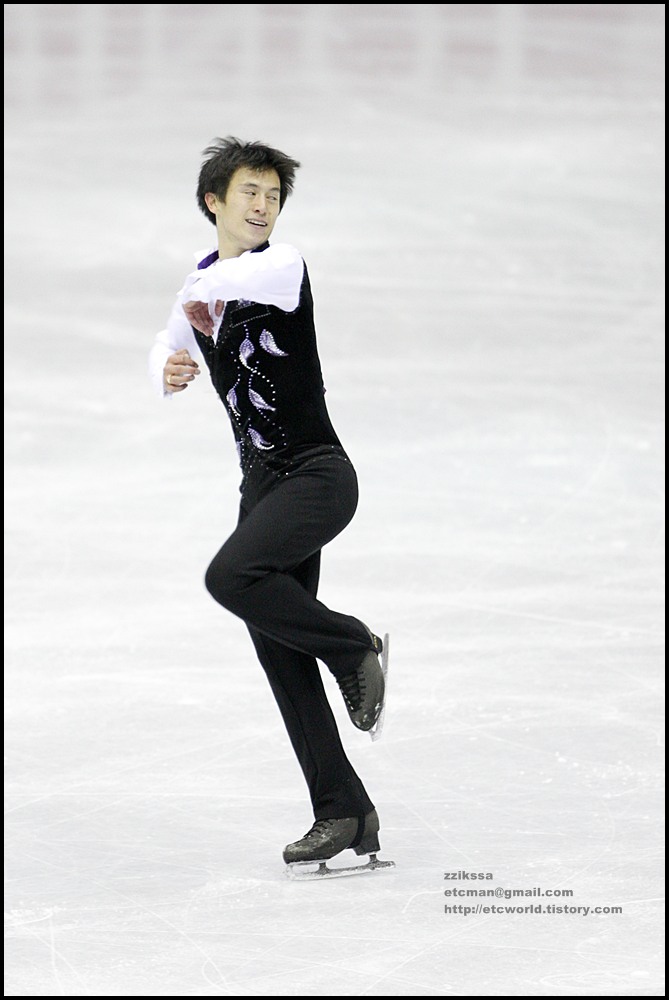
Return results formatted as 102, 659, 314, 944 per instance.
283, 809, 396, 880
336, 629, 389, 738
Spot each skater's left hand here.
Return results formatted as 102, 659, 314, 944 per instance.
183, 299, 224, 337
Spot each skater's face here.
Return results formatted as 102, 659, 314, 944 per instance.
205, 167, 281, 256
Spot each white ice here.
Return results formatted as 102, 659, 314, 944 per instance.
4, 4, 665, 996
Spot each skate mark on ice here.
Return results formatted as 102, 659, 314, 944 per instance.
48, 864, 237, 995
437, 599, 662, 638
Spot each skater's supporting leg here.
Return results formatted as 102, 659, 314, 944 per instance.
244, 538, 374, 819
283, 809, 380, 863
248, 625, 375, 820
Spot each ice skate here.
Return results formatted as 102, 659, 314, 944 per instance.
283, 809, 396, 880
337, 630, 390, 741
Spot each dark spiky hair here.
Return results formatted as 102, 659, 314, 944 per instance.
196, 136, 301, 225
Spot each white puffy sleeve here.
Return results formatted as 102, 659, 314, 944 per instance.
181, 243, 304, 313
148, 296, 202, 399
148, 243, 304, 399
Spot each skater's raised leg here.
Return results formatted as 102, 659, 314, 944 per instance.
205, 457, 384, 686
336, 629, 387, 733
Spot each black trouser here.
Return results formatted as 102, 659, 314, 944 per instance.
204, 451, 375, 820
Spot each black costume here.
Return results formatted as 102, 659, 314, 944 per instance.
193, 246, 377, 820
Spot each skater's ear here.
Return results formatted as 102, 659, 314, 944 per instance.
204, 191, 223, 214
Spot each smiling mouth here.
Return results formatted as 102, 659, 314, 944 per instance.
246, 219, 267, 227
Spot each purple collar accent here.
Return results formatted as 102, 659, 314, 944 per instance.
197, 250, 219, 270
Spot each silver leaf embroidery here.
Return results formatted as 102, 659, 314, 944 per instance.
248, 387, 276, 412
240, 337, 255, 367
226, 382, 240, 416
248, 427, 274, 450
259, 329, 288, 357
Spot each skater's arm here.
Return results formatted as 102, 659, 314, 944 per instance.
148, 298, 202, 398
182, 243, 304, 337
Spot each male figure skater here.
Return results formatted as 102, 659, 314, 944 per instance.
149, 137, 391, 875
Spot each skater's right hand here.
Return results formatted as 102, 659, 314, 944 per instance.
164, 349, 201, 393
183, 298, 224, 338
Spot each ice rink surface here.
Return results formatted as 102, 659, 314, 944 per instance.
4, 4, 665, 996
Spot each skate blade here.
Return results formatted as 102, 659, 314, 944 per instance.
370, 632, 390, 743
285, 854, 396, 881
